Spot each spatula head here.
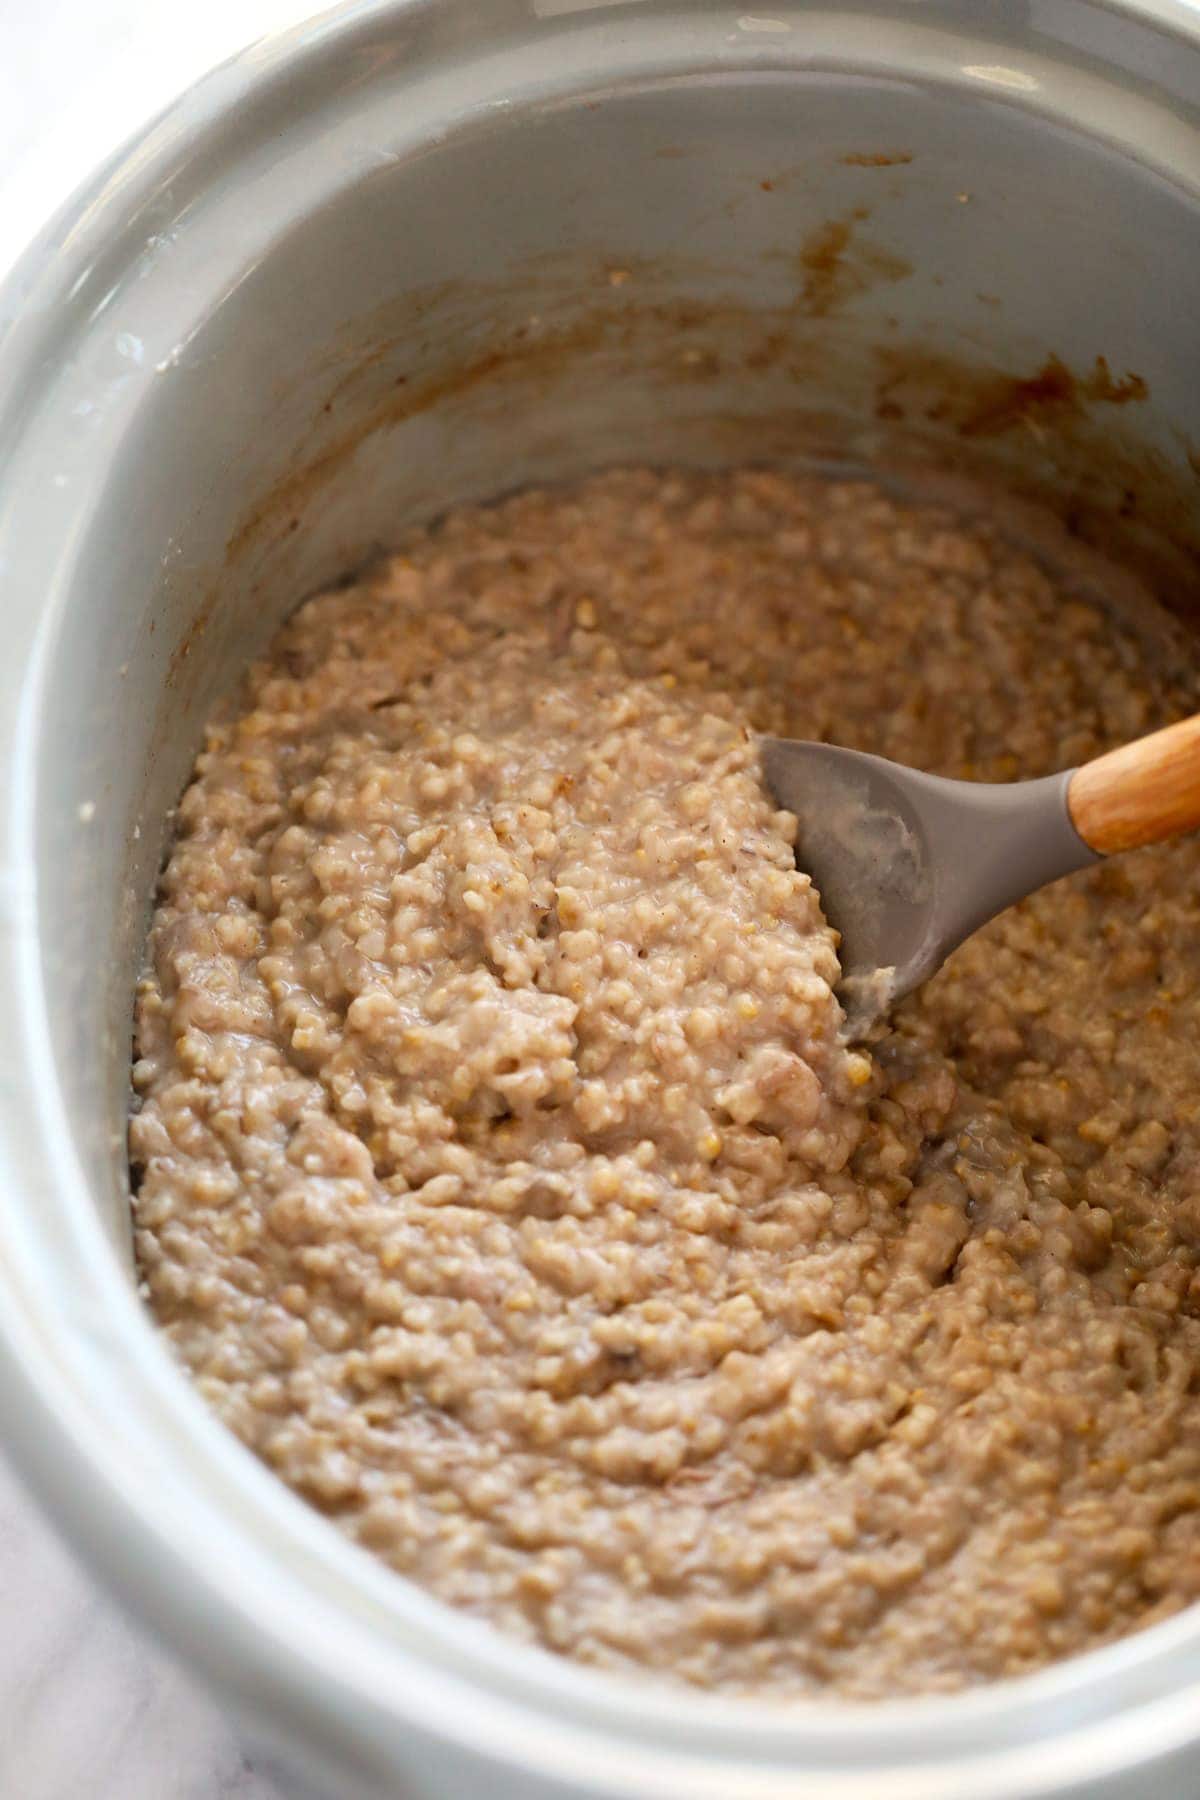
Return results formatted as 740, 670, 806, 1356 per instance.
760, 739, 938, 1031
759, 738, 1095, 1037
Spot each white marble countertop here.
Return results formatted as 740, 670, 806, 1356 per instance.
0, 1458, 283, 1799
0, 1454, 286, 1792
0, 10, 319, 1794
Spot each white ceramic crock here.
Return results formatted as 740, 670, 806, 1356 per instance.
1, 2, 1199, 1794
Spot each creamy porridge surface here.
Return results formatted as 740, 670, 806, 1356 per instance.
132, 469, 1200, 1697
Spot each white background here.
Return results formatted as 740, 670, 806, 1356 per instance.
0, 0, 315, 277
0, 6, 323, 1792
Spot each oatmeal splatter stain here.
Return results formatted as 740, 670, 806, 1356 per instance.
841, 151, 914, 168
1084, 356, 1149, 406
796, 208, 911, 318
960, 354, 1148, 438
872, 349, 1151, 444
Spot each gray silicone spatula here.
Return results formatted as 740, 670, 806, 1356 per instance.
761, 714, 1200, 1036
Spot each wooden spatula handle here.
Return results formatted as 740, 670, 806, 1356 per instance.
1068, 713, 1200, 855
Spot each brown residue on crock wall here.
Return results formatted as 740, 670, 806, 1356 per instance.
1087, 356, 1150, 405
865, 340, 1200, 621
871, 347, 1153, 447
223, 300, 747, 569
221, 269, 1198, 646
166, 593, 219, 691
796, 208, 911, 317
841, 151, 914, 167
797, 216, 856, 316
955, 354, 1149, 439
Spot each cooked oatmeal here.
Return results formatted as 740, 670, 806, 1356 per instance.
131, 469, 1200, 1697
